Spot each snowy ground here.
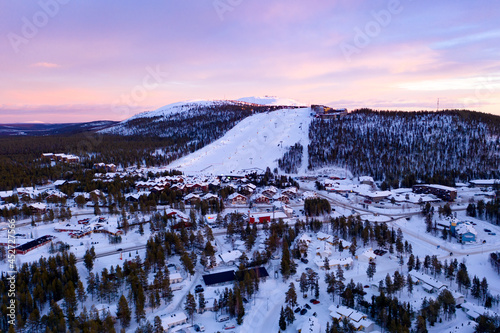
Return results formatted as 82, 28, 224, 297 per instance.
168, 108, 312, 175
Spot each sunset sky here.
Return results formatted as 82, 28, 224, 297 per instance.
1, 0, 500, 123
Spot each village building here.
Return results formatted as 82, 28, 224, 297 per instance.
253, 193, 271, 204
409, 271, 447, 293
413, 184, 457, 201
261, 186, 278, 198
328, 305, 375, 332
15, 235, 54, 255
169, 272, 183, 284
184, 193, 201, 205
161, 312, 187, 330
202, 270, 236, 287
201, 193, 219, 203
227, 193, 247, 205
219, 250, 242, 266
272, 193, 290, 204
450, 219, 477, 243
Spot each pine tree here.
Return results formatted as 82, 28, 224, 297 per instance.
349, 238, 357, 257
280, 241, 291, 279
480, 277, 489, 301
198, 292, 206, 313
63, 281, 78, 321
84, 248, 95, 272
279, 306, 287, 331
185, 292, 197, 324
299, 272, 308, 297
367, 260, 376, 280
135, 285, 146, 323
117, 295, 131, 328
284, 306, 295, 325
153, 315, 164, 333
407, 254, 415, 272
76, 280, 87, 307
285, 283, 297, 308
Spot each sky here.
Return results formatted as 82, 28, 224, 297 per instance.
1, 0, 500, 123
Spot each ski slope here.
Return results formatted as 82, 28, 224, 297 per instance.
168, 107, 312, 174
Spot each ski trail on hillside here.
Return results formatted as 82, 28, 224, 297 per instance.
168, 108, 313, 175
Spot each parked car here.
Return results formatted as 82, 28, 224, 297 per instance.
223, 323, 236, 330
301, 258, 309, 264
195, 285, 204, 293
310, 299, 320, 304
300, 308, 308, 315
305, 304, 311, 309
116, 248, 122, 252
484, 228, 492, 232
489, 232, 496, 235
217, 315, 229, 322
294, 307, 301, 313
194, 323, 205, 332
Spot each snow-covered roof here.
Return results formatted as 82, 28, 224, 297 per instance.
219, 250, 242, 263
470, 179, 500, 186
0, 203, 16, 211
302, 191, 317, 199
456, 222, 477, 236
29, 203, 46, 210
283, 186, 298, 194
461, 302, 496, 319
359, 176, 374, 183
0, 190, 14, 198
262, 186, 278, 194
161, 312, 187, 327
361, 191, 392, 199
298, 234, 312, 243
416, 184, 457, 192
201, 193, 218, 200
315, 257, 353, 268
184, 193, 200, 200
53, 180, 67, 186
409, 271, 447, 289
360, 249, 376, 260
228, 193, 246, 200
169, 272, 183, 281
317, 232, 332, 241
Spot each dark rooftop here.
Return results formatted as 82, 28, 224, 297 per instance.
202, 270, 235, 286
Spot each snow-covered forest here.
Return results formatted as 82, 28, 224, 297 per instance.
308, 110, 500, 187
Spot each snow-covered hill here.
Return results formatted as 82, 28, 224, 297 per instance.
100, 100, 240, 135
167, 107, 312, 174
236, 96, 306, 107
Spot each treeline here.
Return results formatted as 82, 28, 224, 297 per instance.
308, 109, 500, 187
0, 103, 278, 190
278, 143, 303, 174
467, 198, 500, 225
304, 198, 331, 216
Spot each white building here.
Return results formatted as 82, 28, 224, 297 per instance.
161, 312, 188, 329
329, 305, 375, 332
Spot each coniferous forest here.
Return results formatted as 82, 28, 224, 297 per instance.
308, 109, 500, 187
